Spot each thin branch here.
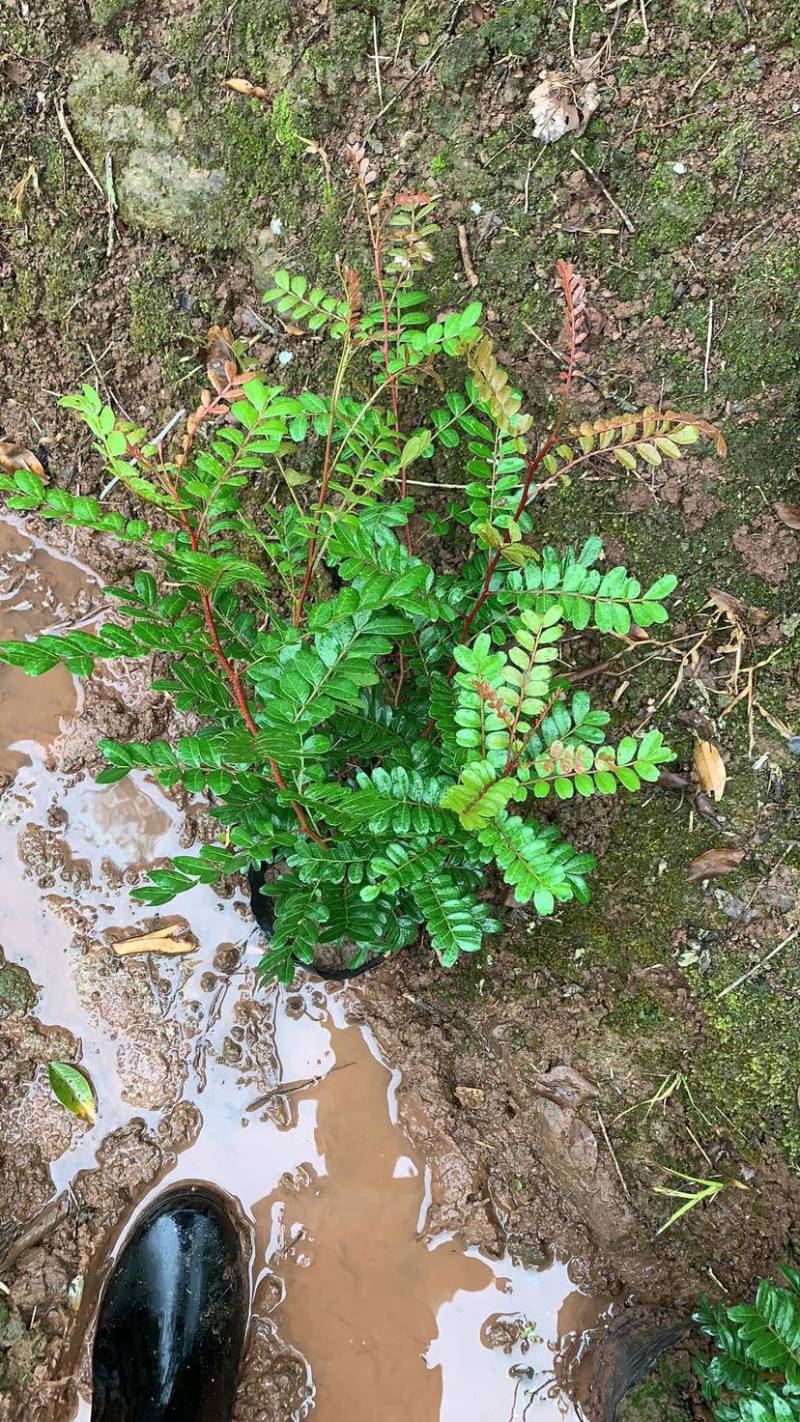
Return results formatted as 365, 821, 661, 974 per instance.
717, 928, 798, 1000
569, 147, 635, 233
703, 298, 714, 394
371, 14, 384, 106
350, 157, 412, 552
597, 1108, 633, 1201
55, 100, 104, 195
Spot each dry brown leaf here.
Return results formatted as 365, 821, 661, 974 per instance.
221, 77, 269, 100
0, 439, 46, 480
206, 325, 236, 393
10, 164, 39, 219
775, 501, 800, 531
693, 739, 726, 801
709, 586, 770, 629
113, 923, 195, 957
529, 72, 600, 144
687, 847, 746, 882
709, 586, 746, 626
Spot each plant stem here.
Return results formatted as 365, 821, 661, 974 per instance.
448, 265, 583, 663
162, 400, 326, 846
362, 188, 412, 553
293, 332, 352, 626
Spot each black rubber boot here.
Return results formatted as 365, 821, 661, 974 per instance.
91, 1185, 249, 1422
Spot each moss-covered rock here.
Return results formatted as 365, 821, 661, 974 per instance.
67, 46, 229, 243
0, 958, 36, 1019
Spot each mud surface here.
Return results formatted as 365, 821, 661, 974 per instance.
1, 0, 799, 1415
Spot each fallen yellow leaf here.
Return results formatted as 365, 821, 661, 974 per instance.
221, 77, 269, 100
693, 739, 726, 801
113, 923, 195, 957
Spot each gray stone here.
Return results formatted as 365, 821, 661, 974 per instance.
67, 45, 229, 242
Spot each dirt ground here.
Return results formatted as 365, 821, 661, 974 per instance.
1, 0, 799, 1416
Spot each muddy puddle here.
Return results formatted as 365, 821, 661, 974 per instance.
0, 520, 609, 1420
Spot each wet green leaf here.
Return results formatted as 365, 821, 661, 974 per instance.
48, 1062, 96, 1125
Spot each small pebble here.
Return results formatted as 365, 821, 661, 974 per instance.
672, 161, 687, 175
469, 201, 482, 214
277, 350, 293, 366
270, 216, 283, 236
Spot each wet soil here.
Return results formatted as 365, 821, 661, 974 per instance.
1, 0, 799, 1415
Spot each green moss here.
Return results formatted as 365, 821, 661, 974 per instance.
698, 936, 800, 1168
632, 163, 715, 258
573, 0, 604, 42
168, 0, 293, 80
0, 267, 37, 340
439, 0, 547, 85
41, 226, 101, 330
128, 251, 206, 383
271, 90, 307, 173
618, 1348, 695, 1421
89, 0, 133, 31
718, 244, 800, 400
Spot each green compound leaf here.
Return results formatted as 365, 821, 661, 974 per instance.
440, 758, 524, 830
411, 872, 493, 967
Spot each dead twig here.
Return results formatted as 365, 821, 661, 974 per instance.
371, 14, 384, 107
689, 56, 718, 99
364, 0, 464, 134
55, 100, 104, 195
703, 297, 714, 394
105, 152, 118, 258
457, 223, 479, 288
9, 163, 39, 218
717, 928, 799, 1000
0, 1194, 70, 1274
200, 0, 239, 58
597, 1108, 632, 1201
569, 147, 635, 233
523, 157, 533, 214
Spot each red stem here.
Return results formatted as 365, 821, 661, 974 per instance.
163, 431, 325, 846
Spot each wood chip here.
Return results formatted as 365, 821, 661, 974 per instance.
112, 924, 195, 957
687, 847, 746, 882
693, 739, 726, 801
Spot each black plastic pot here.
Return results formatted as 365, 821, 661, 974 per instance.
248, 863, 393, 982
91, 1185, 249, 1422
582, 1310, 688, 1421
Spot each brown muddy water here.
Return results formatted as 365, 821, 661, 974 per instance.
0, 519, 609, 1420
